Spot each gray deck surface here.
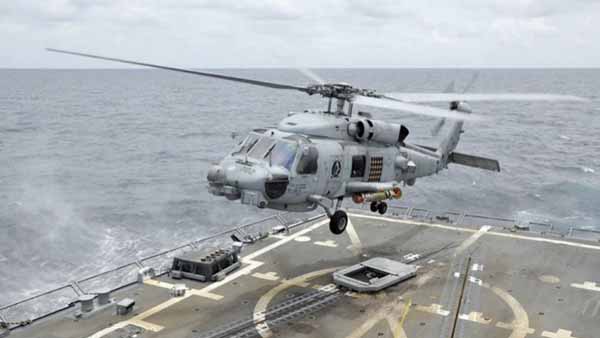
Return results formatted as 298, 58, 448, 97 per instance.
10, 210, 600, 338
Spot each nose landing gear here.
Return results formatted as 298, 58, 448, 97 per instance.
329, 210, 348, 235
307, 195, 349, 235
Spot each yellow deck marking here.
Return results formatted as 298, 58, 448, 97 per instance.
350, 213, 600, 251
455, 225, 492, 255
393, 298, 412, 338
459, 311, 491, 325
539, 275, 561, 284
128, 319, 164, 332
346, 299, 408, 338
483, 281, 534, 338
345, 217, 363, 255
143, 279, 175, 288
86, 219, 327, 338
415, 303, 450, 316
542, 329, 579, 338
314, 239, 338, 247
143, 276, 223, 300
187, 289, 224, 300
254, 268, 339, 338
414, 269, 436, 287
252, 272, 280, 281
571, 281, 600, 292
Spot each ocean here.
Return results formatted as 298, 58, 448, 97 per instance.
1, 68, 599, 304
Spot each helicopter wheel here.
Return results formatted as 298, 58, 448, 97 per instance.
329, 210, 348, 235
370, 201, 379, 212
377, 202, 388, 215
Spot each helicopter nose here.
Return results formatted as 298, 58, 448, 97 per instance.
207, 164, 225, 185
223, 165, 269, 191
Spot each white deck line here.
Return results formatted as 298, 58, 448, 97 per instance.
87, 218, 328, 338
349, 213, 600, 251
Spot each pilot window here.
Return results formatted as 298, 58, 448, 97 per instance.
351, 155, 366, 177
268, 142, 298, 170
297, 146, 318, 174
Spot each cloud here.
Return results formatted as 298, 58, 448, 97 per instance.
1, 0, 600, 67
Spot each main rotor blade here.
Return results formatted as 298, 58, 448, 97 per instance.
296, 68, 326, 85
353, 95, 481, 121
384, 93, 588, 102
47, 48, 309, 92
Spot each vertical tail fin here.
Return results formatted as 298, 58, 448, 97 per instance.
437, 101, 472, 164
437, 119, 464, 163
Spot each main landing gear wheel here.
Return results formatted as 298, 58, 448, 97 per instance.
329, 210, 348, 235
377, 202, 388, 215
370, 201, 378, 212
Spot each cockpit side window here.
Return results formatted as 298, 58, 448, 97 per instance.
297, 146, 318, 175
269, 142, 298, 170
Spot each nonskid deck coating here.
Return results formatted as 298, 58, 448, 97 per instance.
9, 210, 600, 338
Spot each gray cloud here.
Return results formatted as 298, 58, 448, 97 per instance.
1, 0, 600, 67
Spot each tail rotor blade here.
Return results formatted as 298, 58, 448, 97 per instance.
463, 72, 480, 93
431, 118, 446, 136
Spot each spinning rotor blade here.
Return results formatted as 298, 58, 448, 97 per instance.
297, 68, 326, 85
353, 95, 481, 121
47, 48, 309, 92
383, 93, 588, 102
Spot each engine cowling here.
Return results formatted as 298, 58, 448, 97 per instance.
347, 118, 409, 144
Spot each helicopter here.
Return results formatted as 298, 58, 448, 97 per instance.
47, 48, 587, 235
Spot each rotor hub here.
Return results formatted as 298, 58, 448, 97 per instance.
306, 83, 380, 101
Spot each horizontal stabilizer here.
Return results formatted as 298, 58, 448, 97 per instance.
449, 152, 500, 172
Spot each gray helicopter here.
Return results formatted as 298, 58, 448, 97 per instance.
48, 48, 587, 235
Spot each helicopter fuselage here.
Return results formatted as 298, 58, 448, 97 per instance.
207, 111, 442, 214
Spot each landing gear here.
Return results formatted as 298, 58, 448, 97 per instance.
307, 195, 349, 235
369, 201, 388, 215
377, 202, 388, 215
329, 210, 348, 235
370, 201, 378, 212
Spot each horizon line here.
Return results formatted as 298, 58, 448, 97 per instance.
2, 66, 600, 70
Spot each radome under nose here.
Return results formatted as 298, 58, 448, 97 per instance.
207, 164, 225, 185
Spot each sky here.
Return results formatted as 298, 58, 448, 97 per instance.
1, 0, 600, 68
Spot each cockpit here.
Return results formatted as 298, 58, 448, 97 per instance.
231, 132, 318, 174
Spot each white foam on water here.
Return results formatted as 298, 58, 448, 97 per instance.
582, 166, 595, 173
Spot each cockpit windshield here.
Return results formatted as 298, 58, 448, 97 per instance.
231, 133, 299, 170
231, 134, 259, 156
267, 142, 298, 170
247, 137, 275, 159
